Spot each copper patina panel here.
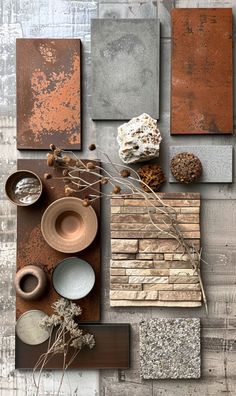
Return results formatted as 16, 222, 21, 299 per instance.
17, 39, 81, 149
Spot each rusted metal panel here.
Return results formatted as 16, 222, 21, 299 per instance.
16, 324, 130, 369
16, 159, 100, 322
16, 39, 81, 149
171, 8, 233, 135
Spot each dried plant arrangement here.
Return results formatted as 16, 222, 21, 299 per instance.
46, 144, 208, 313
33, 298, 95, 396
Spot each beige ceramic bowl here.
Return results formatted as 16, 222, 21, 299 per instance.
41, 197, 98, 253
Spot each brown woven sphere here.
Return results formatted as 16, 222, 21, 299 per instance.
170, 152, 202, 184
138, 164, 166, 192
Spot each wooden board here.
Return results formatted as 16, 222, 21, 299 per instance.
17, 159, 100, 322
16, 39, 81, 149
171, 8, 233, 135
16, 324, 130, 369
110, 193, 202, 307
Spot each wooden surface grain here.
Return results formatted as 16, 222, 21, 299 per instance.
0, 0, 236, 395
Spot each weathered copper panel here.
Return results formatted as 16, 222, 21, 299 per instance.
171, 8, 233, 135
17, 39, 81, 149
16, 159, 100, 322
16, 324, 130, 369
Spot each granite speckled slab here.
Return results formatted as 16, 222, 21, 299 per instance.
140, 318, 201, 379
169, 146, 233, 183
91, 19, 160, 120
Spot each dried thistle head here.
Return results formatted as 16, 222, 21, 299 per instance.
62, 169, 69, 177
50, 144, 56, 151
88, 144, 96, 151
120, 169, 130, 178
44, 173, 51, 180
113, 185, 121, 194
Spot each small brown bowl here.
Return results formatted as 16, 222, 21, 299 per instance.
41, 197, 98, 253
14, 265, 47, 301
5, 170, 43, 206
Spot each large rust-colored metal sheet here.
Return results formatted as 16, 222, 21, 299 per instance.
171, 8, 233, 135
16, 159, 100, 322
16, 324, 130, 369
16, 39, 81, 149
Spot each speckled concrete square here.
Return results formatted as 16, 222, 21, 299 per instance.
140, 318, 201, 379
91, 19, 160, 120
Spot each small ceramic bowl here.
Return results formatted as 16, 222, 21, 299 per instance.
41, 197, 98, 253
14, 265, 47, 301
52, 257, 95, 300
5, 170, 43, 206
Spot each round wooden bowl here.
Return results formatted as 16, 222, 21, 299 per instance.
52, 257, 95, 300
5, 170, 42, 206
14, 265, 47, 301
41, 197, 98, 253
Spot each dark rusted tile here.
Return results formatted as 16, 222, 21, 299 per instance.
16, 159, 100, 322
16, 39, 81, 149
16, 324, 130, 369
171, 8, 233, 135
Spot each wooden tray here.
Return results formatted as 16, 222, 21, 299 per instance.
16, 324, 130, 369
16, 159, 101, 321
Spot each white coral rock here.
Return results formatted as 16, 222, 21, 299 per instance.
117, 113, 162, 164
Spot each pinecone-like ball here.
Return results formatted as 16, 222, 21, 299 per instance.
170, 152, 202, 184
138, 164, 166, 192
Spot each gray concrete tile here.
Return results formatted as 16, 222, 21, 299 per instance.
169, 146, 233, 183
91, 18, 160, 120
140, 318, 201, 379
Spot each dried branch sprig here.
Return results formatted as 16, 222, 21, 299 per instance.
33, 298, 95, 396
47, 145, 208, 313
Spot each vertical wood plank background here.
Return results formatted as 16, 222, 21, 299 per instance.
0, 0, 236, 395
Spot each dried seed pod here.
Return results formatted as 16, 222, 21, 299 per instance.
54, 148, 61, 156
113, 185, 121, 194
88, 144, 96, 151
47, 153, 54, 167
44, 173, 51, 180
82, 198, 91, 207
49, 144, 56, 151
170, 152, 202, 184
120, 169, 130, 178
62, 155, 70, 164
138, 164, 166, 192
64, 185, 75, 196
101, 177, 109, 185
87, 162, 96, 170
62, 169, 69, 177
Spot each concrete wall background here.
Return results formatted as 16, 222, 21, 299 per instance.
0, 0, 236, 395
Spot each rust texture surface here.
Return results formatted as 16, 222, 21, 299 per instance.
16, 324, 130, 369
16, 39, 81, 149
16, 159, 100, 322
171, 8, 233, 135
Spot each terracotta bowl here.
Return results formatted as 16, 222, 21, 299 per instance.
5, 170, 42, 206
41, 197, 98, 253
52, 257, 95, 300
14, 265, 47, 301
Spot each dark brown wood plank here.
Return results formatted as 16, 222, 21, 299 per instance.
15, 324, 130, 369
16, 159, 100, 322
171, 8, 233, 135
16, 39, 81, 149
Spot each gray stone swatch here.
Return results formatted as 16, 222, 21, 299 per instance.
140, 318, 201, 379
91, 19, 160, 120
169, 146, 233, 183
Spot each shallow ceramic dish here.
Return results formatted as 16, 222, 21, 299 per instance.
52, 257, 95, 300
16, 310, 51, 345
5, 170, 42, 206
41, 197, 98, 253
